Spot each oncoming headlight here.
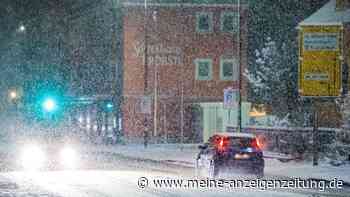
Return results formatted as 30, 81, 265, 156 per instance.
60, 146, 78, 169
20, 144, 46, 171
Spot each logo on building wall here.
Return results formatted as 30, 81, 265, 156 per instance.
133, 40, 183, 66
138, 96, 152, 114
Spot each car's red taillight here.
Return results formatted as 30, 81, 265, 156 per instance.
219, 138, 224, 147
251, 138, 261, 150
217, 137, 227, 151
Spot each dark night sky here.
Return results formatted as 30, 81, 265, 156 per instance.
0, 0, 330, 99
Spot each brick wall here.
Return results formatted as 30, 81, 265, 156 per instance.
122, 4, 248, 140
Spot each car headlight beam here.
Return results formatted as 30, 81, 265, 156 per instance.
60, 146, 78, 169
20, 144, 46, 171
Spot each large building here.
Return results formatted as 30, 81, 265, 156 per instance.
121, 1, 250, 143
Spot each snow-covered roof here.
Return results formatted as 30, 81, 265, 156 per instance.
212, 132, 256, 138
299, 0, 350, 26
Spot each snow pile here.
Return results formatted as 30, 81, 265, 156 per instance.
266, 159, 350, 183
89, 143, 350, 183
89, 143, 198, 165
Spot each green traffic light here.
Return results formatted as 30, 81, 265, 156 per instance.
42, 98, 57, 112
106, 102, 113, 109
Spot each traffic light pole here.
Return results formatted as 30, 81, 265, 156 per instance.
110, 0, 124, 144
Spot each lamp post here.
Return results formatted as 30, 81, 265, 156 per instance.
41, 97, 58, 134
9, 90, 18, 101
236, 0, 242, 133
143, 0, 150, 148
153, 10, 158, 140
8, 88, 22, 110
109, 0, 124, 144
8, 89, 20, 135
8, 89, 19, 116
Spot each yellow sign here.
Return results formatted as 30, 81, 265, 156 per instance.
298, 25, 343, 97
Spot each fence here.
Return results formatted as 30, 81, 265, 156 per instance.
227, 126, 339, 155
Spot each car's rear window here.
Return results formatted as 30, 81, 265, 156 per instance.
209, 135, 254, 148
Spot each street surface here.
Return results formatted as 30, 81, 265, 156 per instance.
0, 153, 349, 197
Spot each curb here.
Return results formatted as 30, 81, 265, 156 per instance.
91, 150, 350, 187
89, 150, 195, 169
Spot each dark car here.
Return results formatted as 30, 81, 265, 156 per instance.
196, 132, 264, 178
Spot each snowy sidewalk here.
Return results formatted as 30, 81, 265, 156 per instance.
88, 143, 350, 184
88, 143, 198, 167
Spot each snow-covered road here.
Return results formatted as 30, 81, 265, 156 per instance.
0, 154, 348, 197
1, 170, 346, 197
0, 143, 349, 197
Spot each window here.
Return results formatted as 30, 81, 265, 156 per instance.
220, 58, 238, 80
220, 12, 238, 33
195, 58, 212, 80
196, 12, 213, 33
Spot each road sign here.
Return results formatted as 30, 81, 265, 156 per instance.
298, 25, 343, 97
224, 87, 238, 109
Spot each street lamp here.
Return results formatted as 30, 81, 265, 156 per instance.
18, 25, 26, 33
9, 90, 18, 100
8, 88, 22, 104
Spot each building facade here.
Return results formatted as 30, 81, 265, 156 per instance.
122, 2, 249, 143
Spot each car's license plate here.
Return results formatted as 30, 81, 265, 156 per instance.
234, 154, 250, 159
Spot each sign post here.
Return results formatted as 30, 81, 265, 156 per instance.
312, 101, 319, 166
224, 87, 238, 109
224, 87, 239, 132
298, 26, 343, 97
139, 96, 151, 148
298, 25, 343, 166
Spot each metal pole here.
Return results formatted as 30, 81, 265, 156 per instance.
164, 103, 168, 143
109, 0, 122, 144
237, 0, 242, 133
153, 63, 158, 139
181, 80, 184, 149
143, 0, 149, 148
180, 0, 185, 149
153, 11, 158, 140
144, 0, 149, 93
105, 111, 109, 143
312, 100, 319, 166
